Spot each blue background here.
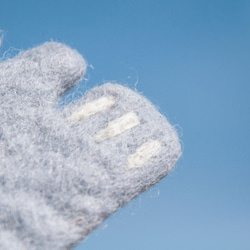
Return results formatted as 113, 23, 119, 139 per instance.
1, 0, 250, 249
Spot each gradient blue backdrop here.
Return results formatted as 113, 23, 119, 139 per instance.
1, 1, 249, 249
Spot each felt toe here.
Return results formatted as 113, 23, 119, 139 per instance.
0, 42, 87, 98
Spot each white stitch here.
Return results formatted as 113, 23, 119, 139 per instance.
127, 140, 161, 170
95, 112, 140, 142
68, 96, 115, 122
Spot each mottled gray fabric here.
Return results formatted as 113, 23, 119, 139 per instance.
0, 42, 181, 249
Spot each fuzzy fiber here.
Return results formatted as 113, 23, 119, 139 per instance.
0, 42, 181, 249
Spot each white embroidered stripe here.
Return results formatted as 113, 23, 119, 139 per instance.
95, 112, 140, 141
68, 96, 115, 122
127, 140, 161, 169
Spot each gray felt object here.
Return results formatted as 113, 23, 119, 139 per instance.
0, 42, 181, 250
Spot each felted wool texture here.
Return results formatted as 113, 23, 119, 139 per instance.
0, 42, 181, 250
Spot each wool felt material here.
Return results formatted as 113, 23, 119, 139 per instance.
0, 42, 181, 250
